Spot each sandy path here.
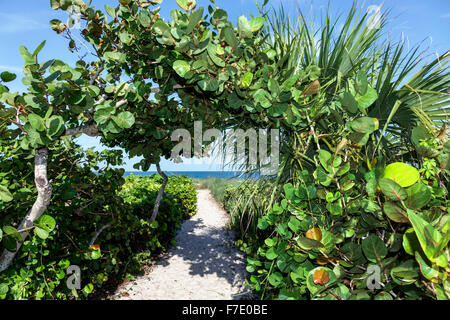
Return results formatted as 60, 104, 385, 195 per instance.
111, 189, 250, 300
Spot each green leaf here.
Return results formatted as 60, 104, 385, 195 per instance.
317, 167, 332, 186
19, 46, 34, 64
94, 107, 114, 125
414, 251, 440, 283
2, 226, 21, 251
356, 71, 368, 95
349, 117, 377, 134
287, 217, 302, 233
268, 271, 283, 287
0, 283, 8, 295
104, 5, 116, 18
173, 60, 192, 79
207, 44, 225, 67
44, 71, 61, 83
0, 185, 13, 202
1, 71, 17, 83
238, 16, 252, 38
378, 178, 407, 201
46, 115, 65, 138
281, 76, 298, 92
119, 32, 132, 45
356, 87, 377, 110
405, 183, 431, 210
283, 183, 294, 200
265, 247, 278, 260
341, 242, 365, 265
138, 10, 152, 27
90, 249, 101, 260
390, 260, 419, 286
340, 92, 358, 113
318, 149, 332, 171
297, 237, 324, 250
198, 78, 219, 92
153, 20, 169, 35
265, 237, 278, 247
186, 7, 204, 33
268, 79, 280, 97
38, 215, 56, 232
383, 201, 409, 223
50, 0, 60, 10
403, 228, 420, 255
374, 292, 393, 300
83, 283, 94, 295
34, 227, 49, 240
249, 17, 265, 32
362, 234, 387, 263
113, 111, 135, 129
253, 89, 272, 108
176, 0, 197, 11
349, 132, 370, 146
408, 210, 443, 264
240, 72, 253, 88
383, 162, 420, 188
104, 51, 126, 63
28, 114, 45, 132
32, 41, 46, 58
227, 92, 242, 109
221, 26, 237, 48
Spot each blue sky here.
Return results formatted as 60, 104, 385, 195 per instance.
1, 0, 449, 171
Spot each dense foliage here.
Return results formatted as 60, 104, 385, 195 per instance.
0, 0, 449, 300
0, 145, 196, 300
238, 136, 449, 300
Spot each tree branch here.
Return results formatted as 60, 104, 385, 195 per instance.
90, 65, 104, 85
0, 148, 52, 273
150, 163, 168, 222
149, 84, 191, 94
88, 223, 112, 247
63, 123, 100, 137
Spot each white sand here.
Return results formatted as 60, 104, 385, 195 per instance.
111, 189, 251, 300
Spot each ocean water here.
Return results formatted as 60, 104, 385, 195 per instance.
124, 171, 256, 180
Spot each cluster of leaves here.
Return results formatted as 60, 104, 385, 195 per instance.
239, 126, 449, 300
0, 139, 196, 299
44, 0, 344, 170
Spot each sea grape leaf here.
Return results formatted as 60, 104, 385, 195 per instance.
383, 162, 420, 188
362, 234, 387, 263
249, 17, 265, 32
405, 183, 431, 210
383, 201, 409, 223
0, 185, 13, 202
378, 178, 407, 201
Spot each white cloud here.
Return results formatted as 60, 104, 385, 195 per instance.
0, 12, 47, 34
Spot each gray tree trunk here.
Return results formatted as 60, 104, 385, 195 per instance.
0, 148, 52, 273
150, 163, 168, 222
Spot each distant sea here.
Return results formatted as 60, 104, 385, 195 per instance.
124, 171, 257, 180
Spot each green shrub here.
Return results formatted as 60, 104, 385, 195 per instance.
243, 133, 449, 300
0, 146, 197, 300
